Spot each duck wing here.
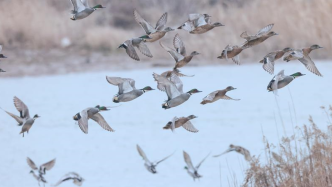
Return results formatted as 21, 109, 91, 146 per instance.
13, 96, 30, 119
134, 10, 156, 35
136, 42, 153, 58
90, 113, 114, 132
153, 73, 182, 100
27, 157, 38, 170
202, 91, 219, 101
106, 76, 135, 94
256, 23, 274, 36
4, 110, 23, 125
298, 56, 322, 76
169, 72, 183, 93
77, 109, 89, 134
54, 172, 81, 186
137, 144, 151, 164
81, 0, 90, 8
183, 151, 195, 171
195, 152, 210, 169
272, 70, 285, 95
222, 94, 240, 101
156, 151, 174, 165
159, 41, 184, 62
124, 40, 140, 61
40, 158, 56, 174
262, 52, 277, 74
70, 0, 86, 13
173, 34, 186, 56
182, 121, 199, 133
155, 12, 167, 31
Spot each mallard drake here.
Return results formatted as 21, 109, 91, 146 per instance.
3, 97, 40, 137
134, 10, 174, 42
241, 24, 278, 49
201, 86, 240, 105
214, 144, 251, 162
267, 70, 305, 95
69, 0, 105, 20
27, 157, 56, 187
153, 72, 201, 109
183, 151, 210, 181
106, 76, 154, 103
178, 14, 224, 34
118, 36, 153, 61
259, 47, 293, 74
136, 145, 174, 174
218, 45, 244, 65
54, 172, 84, 186
160, 34, 199, 70
73, 105, 114, 134
163, 115, 198, 133
283, 44, 323, 76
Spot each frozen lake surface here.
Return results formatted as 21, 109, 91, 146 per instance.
0, 62, 331, 187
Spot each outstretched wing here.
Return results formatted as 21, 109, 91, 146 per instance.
137, 42, 153, 58
262, 55, 275, 75
90, 113, 114, 132
106, 76, 136, 95
173, 34, 186, 56
137, 144, 151, 163
182, 121, 199, 133
5, 110, 23, 125
155, 12, 167, 31
124, 40, 140, 61
169, 73, 183, 93
134, 10, 156, 34
298, 56, 322, 76
27, 157, 38, 170
195, 152, 210, 169
156, 151, 174, 165
13, 96, 30, 119
70, 0, 86, 13
77, 109, 89, 134
81, 0, 90, 8
159, 41, 184, 62
40, 158, 56, 174
272, 70, 285, 95
256, 23, 274, 36
183, 151, 195, 171
202, 91, 218, 101
222, 95, 240, 101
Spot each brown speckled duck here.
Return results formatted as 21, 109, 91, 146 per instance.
217, 45, 244, 65
241, 24, 278, 49
201, 86, 240, 105
134, 10, 174, 42
163, 115, 198, 133
160, 34, 199, 71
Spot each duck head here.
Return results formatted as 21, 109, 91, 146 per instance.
212, 22, 225, 27
73, 113, 81, 121
267, 31, 278, 37
141, 86, 154, 92
95, 105, 109, 111
0, 69, 5, 72
282, 47, 293, 53
310, 44, 323, 50
29, 170, 34, 174
290, 72, 305, 78
164, 27, 174, 32
226, 86, 236, 91
187, 89, 202, 95
0, 54, 7, 58
184, 166, 188, 170
33, 114, 40, 119
190, 51, 200, 56
92, 5, 105, 10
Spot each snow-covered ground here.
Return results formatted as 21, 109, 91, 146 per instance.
0, 62, 331, 187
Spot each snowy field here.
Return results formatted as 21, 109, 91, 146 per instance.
0, 61, 331, 187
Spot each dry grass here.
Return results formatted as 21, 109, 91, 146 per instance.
242, 105, 332, 187
0, 0, 331, 60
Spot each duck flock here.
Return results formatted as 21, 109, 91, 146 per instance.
0, 0, 325, 186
